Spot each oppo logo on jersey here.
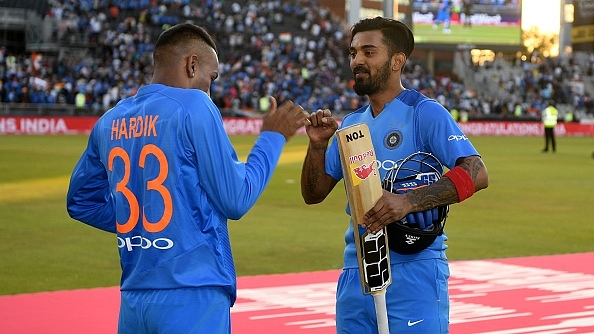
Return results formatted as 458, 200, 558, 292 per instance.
448, 134, 468, 141
374, 159, 403, 172
117, 235, 174, 251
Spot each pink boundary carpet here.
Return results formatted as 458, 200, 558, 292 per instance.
2, 252, 593, 333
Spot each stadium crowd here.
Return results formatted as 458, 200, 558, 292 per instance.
0, 0, 592, 119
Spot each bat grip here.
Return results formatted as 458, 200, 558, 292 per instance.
373, 292, 390, 334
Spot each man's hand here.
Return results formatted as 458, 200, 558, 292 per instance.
261, 97, 309, 141
304, 109, 339, 146
300, 108, 340, 205
393, 186, 439, 230
362, 190, 411, 234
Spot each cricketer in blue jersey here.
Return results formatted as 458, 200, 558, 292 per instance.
66, 23, 309, 334
301, 17, 489, 333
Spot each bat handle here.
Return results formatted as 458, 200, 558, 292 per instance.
373, 292, 390, 334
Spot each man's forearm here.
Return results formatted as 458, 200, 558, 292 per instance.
301, 144, 332, 204
405, 156, 488, 212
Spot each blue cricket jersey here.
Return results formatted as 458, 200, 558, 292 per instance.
325, 89, 480, 268
67, 84, 286, 304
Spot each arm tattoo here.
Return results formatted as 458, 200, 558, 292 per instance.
470, 158, 485, 182
305, 165, 320, 195
458, 156, 485, 183
302, 146, 329, 201
406, 179, 459, 212
406, 156, 484, 211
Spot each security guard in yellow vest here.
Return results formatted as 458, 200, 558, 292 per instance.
541, 101, 558, 153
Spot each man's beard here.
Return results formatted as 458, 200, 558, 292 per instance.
352, 60, 391, 96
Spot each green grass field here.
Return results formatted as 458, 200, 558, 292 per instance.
1, 134, 593, 296
413, 24, 522, 45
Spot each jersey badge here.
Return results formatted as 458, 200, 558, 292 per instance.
384, 130, 403, 150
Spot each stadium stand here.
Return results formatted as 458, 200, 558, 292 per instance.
0, 0, 592, 122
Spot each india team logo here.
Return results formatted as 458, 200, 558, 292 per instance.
385, 130, 402, 149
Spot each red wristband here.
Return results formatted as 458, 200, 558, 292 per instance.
443, 166, 475, 202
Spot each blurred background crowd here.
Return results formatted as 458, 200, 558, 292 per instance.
0, 0, 592, 120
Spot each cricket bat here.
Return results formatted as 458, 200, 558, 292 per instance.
336, 123, 391, 334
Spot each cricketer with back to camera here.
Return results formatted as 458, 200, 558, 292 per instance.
66, 23, 309, 334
